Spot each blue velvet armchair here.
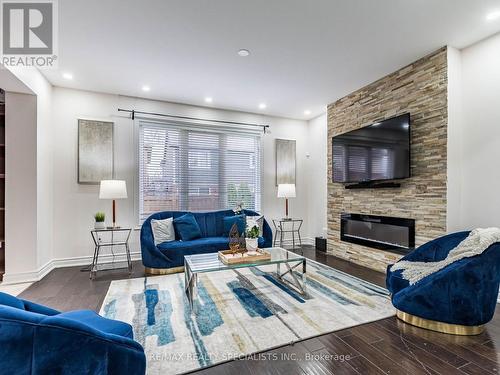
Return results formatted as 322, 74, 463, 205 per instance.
141, 209, 273, 274
386, 231, 500, 335
0, 292, 146, 374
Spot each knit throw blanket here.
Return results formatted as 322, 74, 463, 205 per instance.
391, 228, 500, 285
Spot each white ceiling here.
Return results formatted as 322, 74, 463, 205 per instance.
43, 0, 500, 120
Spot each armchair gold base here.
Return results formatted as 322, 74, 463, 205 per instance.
396, 310, 484, 336
145, 266, 184, 275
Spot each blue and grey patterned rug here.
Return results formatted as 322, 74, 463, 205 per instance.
100, 260, 394, 374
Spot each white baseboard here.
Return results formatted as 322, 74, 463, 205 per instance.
51, 251, 142, 269
2, 261, 55, 285
2, 251, 141, 285
277, 237, 315, 246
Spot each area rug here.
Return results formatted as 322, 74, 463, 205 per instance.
100, 260, 394, 374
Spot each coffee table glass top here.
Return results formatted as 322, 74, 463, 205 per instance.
184, 247, 305, 273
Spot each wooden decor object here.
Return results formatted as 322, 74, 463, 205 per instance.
228, 223, 241, 254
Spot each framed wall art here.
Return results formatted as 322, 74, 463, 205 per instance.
276, 138, 296, 185
78, 119, 114, 184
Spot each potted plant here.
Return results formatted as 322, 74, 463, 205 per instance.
94, 212, 106, 229
245, 223, 259, 252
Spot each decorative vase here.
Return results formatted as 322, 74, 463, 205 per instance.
245, 238, 258, 252
94, 221, 105, 230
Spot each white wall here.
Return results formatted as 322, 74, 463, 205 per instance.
4, 93, 38, 279
50, 87, 314, 262
2, 67, 54, 283
455, 32, 500, 229
33, 74, 54, 269
306, 114, 328, 239
446, 47, 463, 232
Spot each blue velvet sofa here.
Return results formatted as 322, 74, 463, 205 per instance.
0, 292, 146, 374
386, 231, 500, 335
141, 209, 273, 274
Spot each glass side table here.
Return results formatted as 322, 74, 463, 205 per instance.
272, 218, 303, 251
90, 228, 132, 279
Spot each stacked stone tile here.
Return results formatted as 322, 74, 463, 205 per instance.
327, 47, 448, 272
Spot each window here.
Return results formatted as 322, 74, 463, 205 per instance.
138, 121, 262, 221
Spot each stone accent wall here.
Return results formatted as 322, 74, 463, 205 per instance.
327, 47, 448, 272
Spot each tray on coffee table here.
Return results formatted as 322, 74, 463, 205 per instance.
218, 249, 271, 265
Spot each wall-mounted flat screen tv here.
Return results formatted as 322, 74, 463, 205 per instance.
332, 113, 411, 184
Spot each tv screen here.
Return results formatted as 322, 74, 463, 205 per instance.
332, 113, 410, 183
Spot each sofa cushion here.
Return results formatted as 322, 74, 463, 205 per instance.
157, 237, 229, 266
173, 213, 202, 241
151, 217, 175, 245
57, 310, 134, 339
223, 214, 246, 236
158, 236, 229, 252
158, 236, 266, 251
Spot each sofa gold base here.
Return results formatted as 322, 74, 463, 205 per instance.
145, 266, 184, 275
396, 309, 484, 336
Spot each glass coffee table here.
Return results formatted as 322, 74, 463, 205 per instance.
184, 247, 307, 312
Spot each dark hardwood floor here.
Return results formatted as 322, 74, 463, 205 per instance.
19, 246, 500, 374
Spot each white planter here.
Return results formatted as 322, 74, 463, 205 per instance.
245, 238, 258, 251
94, 221, 106, 230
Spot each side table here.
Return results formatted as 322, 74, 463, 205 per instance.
272, 218, 303, 251
90, 228, 132, 279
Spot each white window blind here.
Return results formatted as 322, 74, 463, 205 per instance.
138, 120, 262, 221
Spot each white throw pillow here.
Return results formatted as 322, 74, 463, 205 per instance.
151, 217, 175, 245
246, 215, 264, 237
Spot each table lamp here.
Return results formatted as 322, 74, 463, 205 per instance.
99, 180, 127, 228
277, 183, 296, 220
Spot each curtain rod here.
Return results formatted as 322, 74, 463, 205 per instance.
117, 108, 270, 133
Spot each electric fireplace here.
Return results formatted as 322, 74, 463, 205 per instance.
340, 213, 415, 255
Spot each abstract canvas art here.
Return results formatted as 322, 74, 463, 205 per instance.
276, 138, 296, 185
78, 119, 114, 184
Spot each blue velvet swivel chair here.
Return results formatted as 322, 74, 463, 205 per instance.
0, 292, 146, 374
386, 231, 500, 335
141, 209, 273, 274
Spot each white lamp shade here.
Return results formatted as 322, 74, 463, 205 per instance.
99, 180, 128, 199
277, 184, 296, 198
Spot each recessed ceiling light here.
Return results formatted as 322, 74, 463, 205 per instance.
62, 72, 73, 80
258, 103, 267, 110
142, 85, 150, 92
304, 110, 311, 116
238, 49, 250, 57
487, 11, 500, 21
205, 97, 213, 103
